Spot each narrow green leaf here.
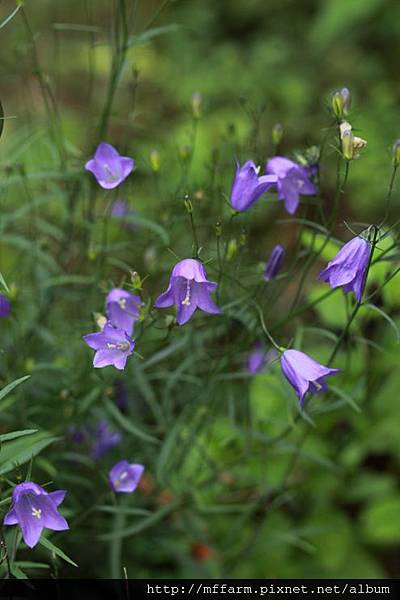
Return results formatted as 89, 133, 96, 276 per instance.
99, 501, 179, 541
105, 400, 160, 445
364, 302, 400, 342
0, 432, 59, 475
39, 537, 78, 567
128, 24, 181, 48
0, 429, 38, 443
0, 375, 30, 402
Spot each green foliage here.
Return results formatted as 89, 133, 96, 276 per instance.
0, 0, 399, 581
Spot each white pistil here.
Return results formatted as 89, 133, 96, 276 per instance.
31, 508, 42, 519
117, 342, 130, 352
181, 279, 192, 306
118, 297, 127, 310
313, 381, 322, 391
120, 471, 128, 481
107, 342, 117, 349
104, 164, 117, 181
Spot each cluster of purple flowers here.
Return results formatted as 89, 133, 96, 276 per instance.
2, 98, 375, 552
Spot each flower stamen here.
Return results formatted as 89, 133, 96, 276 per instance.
31, 508, 42, 519
181, 280, 192, 306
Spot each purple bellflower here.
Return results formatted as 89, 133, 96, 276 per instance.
0, 294, 11, 318
266, 156, 316, 214
83, 322, 134, 370
90, 420, 122, 460
4, 482, 68, 548
85, 142, 134, 189
154, 258, 221, 326
230, 160, 277, 212
109, 460, 144, 493
106, 288, 141, 337
246, 343, 267, 374
281, 349, 340, 406
264, 245, 286, 281
318, 236, 371, 303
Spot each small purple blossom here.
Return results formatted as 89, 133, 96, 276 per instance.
109, 460, 144, 493
318, 236, 371, 303
281, 349, 340, 406
83, 322, 135, 370
154, 259, 221, 326
246, 345, 277, 375
91, 420, 122, 460
111, 199, 137, 231
4, 482, 68, 548
246, 343, 267, 374
106, 288, 141, 337
85, 142, 134, 189
0, 294, 11, 318
230, 160, 277, 212
266, 156, 316, 214
66, 424, 88, 445
264, 245, 286, 282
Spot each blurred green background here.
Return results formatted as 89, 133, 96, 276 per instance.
0, 0, 399, 579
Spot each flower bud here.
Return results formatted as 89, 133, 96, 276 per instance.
226, 239, 238, 261
150, 149, 160, 172
272, 123, 283, 146
332, 87, 351, 120
341, 128, 354, 161
191, 92, 202, 119
393, 139, 400, 166
130, 271, 143, 291
179, 144, 192, 161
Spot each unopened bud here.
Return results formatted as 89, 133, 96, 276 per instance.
340, 121, 367, 160
272, 123, 283, 146
226, 239, 238, 261
184, 196, 193, 213
131, 271, 142, 291
341, 128, 354, 161
94, 313, 107, 330
393, 139, 400, 166
332, 87, 351, 120
191, 92, 202, 119
215, 221, 222, 238
150, 149, 160, 172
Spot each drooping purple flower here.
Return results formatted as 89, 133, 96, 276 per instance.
66, 424, 88, 445
83, 322, 135, 370
264, 245, 286, 281
85, 142, 134, 189
246, 345, 277, 375
109, 460, 144, 493
281, 349, 340, 406
230, 160, 277, 212
0, 294, 11, 318
154, 258, 221, 326
246, 343, 267, 374
266, 157, 316, 214
90, 420, 122, 460
4, 482, 68, 548
318, 236, 371, 303
106, 288, 141, 336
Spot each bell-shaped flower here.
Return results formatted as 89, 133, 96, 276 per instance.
83, 322, 134, 370
4, 482, 68, 548
318, 236, 371, 303
90, 419, 122, 460
0, 294, 11, 317
106, 288, 141, 336
230, 160, 277, 212
109, 460, 144, 493
154, 258, 221, 326
85, 142, 134, 189
264, 245, 285, 281
281, 349, 340, 406
266, 156, 316, 214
